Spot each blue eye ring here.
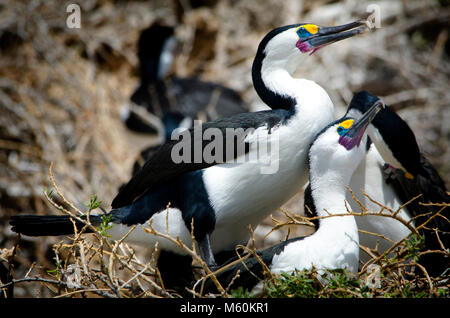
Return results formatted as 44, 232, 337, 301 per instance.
337, 126, 347, 136
296, 27, 309, 39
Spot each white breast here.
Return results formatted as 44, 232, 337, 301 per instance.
204, 126, 310, 252
271, 227, 359, 275
349, 144, 412, 262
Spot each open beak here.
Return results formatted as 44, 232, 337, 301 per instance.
339, 99, 385, 150
298, 20, 367, 54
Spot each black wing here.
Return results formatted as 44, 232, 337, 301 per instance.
112, 110, 290, 208
383, 157, 449, 229
417, 153, 449, 202
132, 144, 161, 177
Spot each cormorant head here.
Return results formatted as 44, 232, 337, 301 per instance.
137, 24, 177, 81
255, 20, 367, 73
252, 20, 367, 110
309, 99, 383, 181
295, 20, 367, 55
346, 91, 421, 178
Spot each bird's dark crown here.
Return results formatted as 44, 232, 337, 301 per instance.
348, 90, 422, 176
137, 24, 175, 81
138, 24, 174, 61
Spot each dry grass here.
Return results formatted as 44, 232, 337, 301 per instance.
0, 0, 449, 297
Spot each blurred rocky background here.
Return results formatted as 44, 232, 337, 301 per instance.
0, 0, 449, 297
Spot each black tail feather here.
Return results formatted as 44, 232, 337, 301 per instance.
9, 214, 101, 237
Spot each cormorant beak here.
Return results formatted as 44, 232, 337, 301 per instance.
339, 99, 385, 150
297, 20, 367, 54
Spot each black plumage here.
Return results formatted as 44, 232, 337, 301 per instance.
348, 91, 422, 176
10, 215, 98, 237
127, 112, 190, 178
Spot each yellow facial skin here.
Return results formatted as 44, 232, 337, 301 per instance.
336, 119, 354, 136
339, 119, 354, 130
404, 171, 414, 180
302, 24, 319, 34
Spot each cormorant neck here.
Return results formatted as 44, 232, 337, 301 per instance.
140, 59, 160, 84
252, 51, 298, 111
308, 163, 358, 233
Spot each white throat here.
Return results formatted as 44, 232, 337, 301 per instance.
270, 149, 361, 276
309, 160, 360, 243
368, 125, 405, 171
260, 50, 304, 102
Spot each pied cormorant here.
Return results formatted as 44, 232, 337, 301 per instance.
10, 21, 367, 289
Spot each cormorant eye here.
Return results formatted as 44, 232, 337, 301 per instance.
296, 27, 308, 38
337, 126, 346, 136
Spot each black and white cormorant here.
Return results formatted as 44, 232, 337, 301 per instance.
121, 23, 250, 135
10, 21, 367, 286
196, 100, 383, 295
345, 91, 449, 276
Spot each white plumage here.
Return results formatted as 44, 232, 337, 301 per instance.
349, 143, 412, 263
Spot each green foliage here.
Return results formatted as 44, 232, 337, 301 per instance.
43, 187, 54, 199
266, 269, 322, 298
230, 286, 254, 298
264, 265, 448, 298
321, 269, 367, 298
404, 234, 424, 262
46, 258, 62, 279
383, 282, 428, 298
83, 194, 103, 212
97, 214, 113, 238
81, 194, 113, 237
